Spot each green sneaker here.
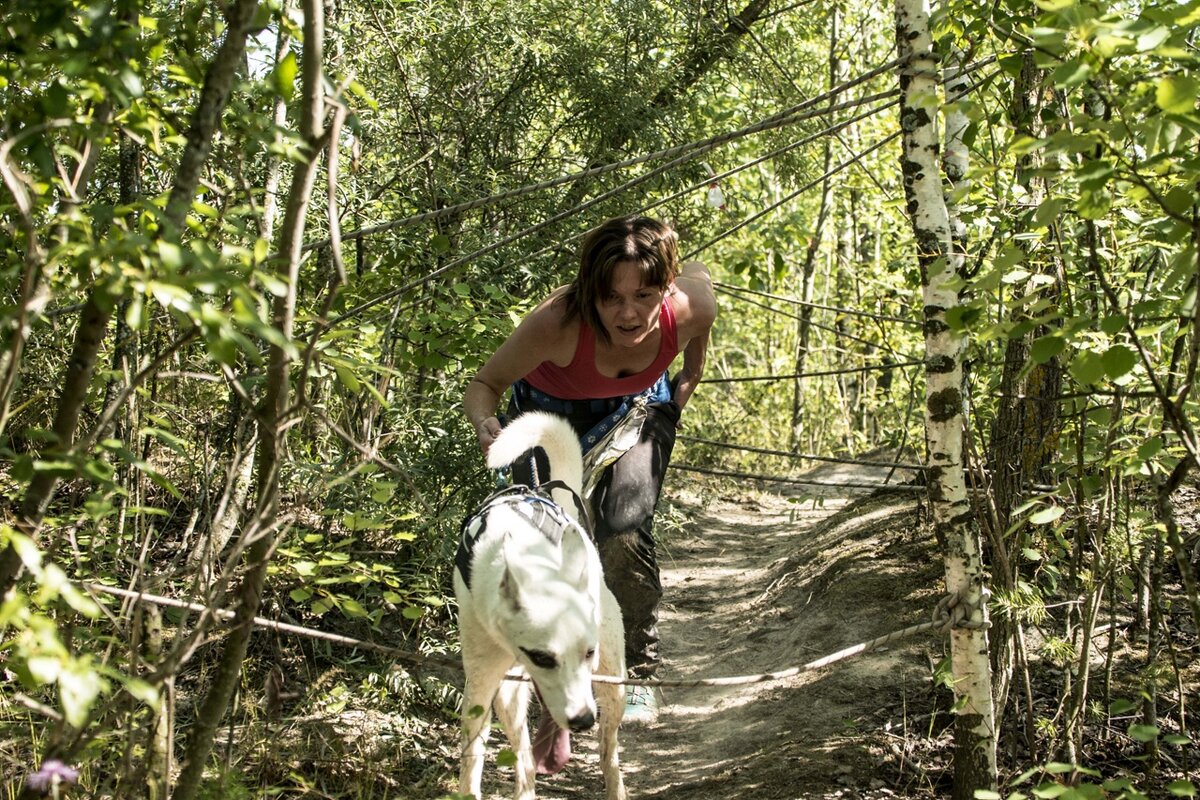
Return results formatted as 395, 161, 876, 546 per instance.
623, 684, 660, 724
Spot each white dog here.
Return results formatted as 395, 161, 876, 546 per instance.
455, 411, 627, 800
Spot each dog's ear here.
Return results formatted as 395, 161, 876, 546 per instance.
500, 564, 523, 612
561, 529, 596, 596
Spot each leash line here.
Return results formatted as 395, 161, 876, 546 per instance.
84, 582, 981, 689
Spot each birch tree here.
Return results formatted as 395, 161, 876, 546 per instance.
894, 0, 997, 795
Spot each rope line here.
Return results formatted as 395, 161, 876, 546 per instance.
682, 132, 899, 261
714, 282, 907, 353
681, 65, 998, 261
701, 358, 922, 384
84, 583, 983, 689
713, 281, 920, 326
668, 463, 925, 491
85, 582, 466, 672
325, 91, 903, 329
326, 62, 998, 329
319, 62, 999, 331
678, 436, 927, 470
304, 56, 906, 253
518, 93, 902, 268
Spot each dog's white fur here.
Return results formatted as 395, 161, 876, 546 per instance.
455, 411, 626, 800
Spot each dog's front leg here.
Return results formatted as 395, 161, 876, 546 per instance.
596, 678, 626, 800
597, 592, 627, 800
492, 678, 535, 799
460, 654, 512, 799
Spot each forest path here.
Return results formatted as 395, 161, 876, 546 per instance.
478, 458, 953, 799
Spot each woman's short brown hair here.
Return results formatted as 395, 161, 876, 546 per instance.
559, 216, 680, 344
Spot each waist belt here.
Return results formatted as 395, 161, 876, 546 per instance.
512, 372, 671, 455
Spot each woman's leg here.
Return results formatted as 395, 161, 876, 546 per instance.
589, 401, 679, 679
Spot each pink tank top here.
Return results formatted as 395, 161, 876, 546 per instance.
524, 298, 679, 400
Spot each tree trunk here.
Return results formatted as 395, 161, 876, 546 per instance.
894, 1, 997, 795
984, 51, 1064, 721
171, 1, 324, 796
191, 10, 295, 583
791, 7, 841, 450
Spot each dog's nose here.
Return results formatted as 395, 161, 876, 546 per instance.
568, 710, 595, 732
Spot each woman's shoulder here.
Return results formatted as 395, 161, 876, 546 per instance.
526, 286, 576, 330
670, 262, 717, 329
519, 287, 581, 364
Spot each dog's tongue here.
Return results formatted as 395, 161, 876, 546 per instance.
531, 716, 571, 774
531, 684, 571, 775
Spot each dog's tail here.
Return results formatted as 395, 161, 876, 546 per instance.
487, 411, 584, 495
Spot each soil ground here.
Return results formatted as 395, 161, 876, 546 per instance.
466, 458, 957, 799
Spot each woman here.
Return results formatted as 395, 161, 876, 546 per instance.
464, 215, 717, 728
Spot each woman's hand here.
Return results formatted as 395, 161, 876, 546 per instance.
474, 414, 503, 455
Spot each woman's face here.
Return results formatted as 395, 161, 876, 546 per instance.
597, 261, 666, 348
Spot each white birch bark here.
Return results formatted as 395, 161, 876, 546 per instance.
894, 1, 997, 795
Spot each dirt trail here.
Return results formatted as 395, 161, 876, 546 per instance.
479, 461, 951, 799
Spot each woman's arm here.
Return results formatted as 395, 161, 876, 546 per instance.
671, 261, 717, 410
464, 296, 575, 453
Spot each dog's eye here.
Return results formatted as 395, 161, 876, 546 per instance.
520, 648, 558, 670
585, 648, 596, 660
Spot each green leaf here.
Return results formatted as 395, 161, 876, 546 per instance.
311, 598, 332, 615
1164, 186, 1195, 216
43, 565, 101, 618
1099, 315, 1126, 335
1138, 437, 1163, 461
6, 529, 44, 573
340, 598, 369, 618
401, 606, 424, 620
122, 678, 160, 706
59, 658, 108, 728
1051, 59, 1091, 88
289, 588, 312, 602
157, 241, 184, 271
1033, 197, 1066, 229
1128, 723, 1159, 742
26, 654, 62, 686
1156, 75, 1198, 115
431, 234, 452, 254
496, 749, 518, 767
1029, 506, 1064, 525
126, 294, 145, 330
1109, 698, 1139, 714
370, 482, 396, 502
1168, 780, 1197, 797
272, 51, 298, 100
1069, 350, 1106, 385
1092, 34, 1133, 59
1136, 26, 1171, 52
1076, 159, 1114, 191
1031, 335, 1066, 364
1101, 345, 1136, 379
334, 363, 361, 393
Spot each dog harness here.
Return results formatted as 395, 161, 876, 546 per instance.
457, 452, 591, 589
510, 372, 672, 455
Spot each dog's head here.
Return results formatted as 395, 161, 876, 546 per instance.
491, 503, 602, 732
